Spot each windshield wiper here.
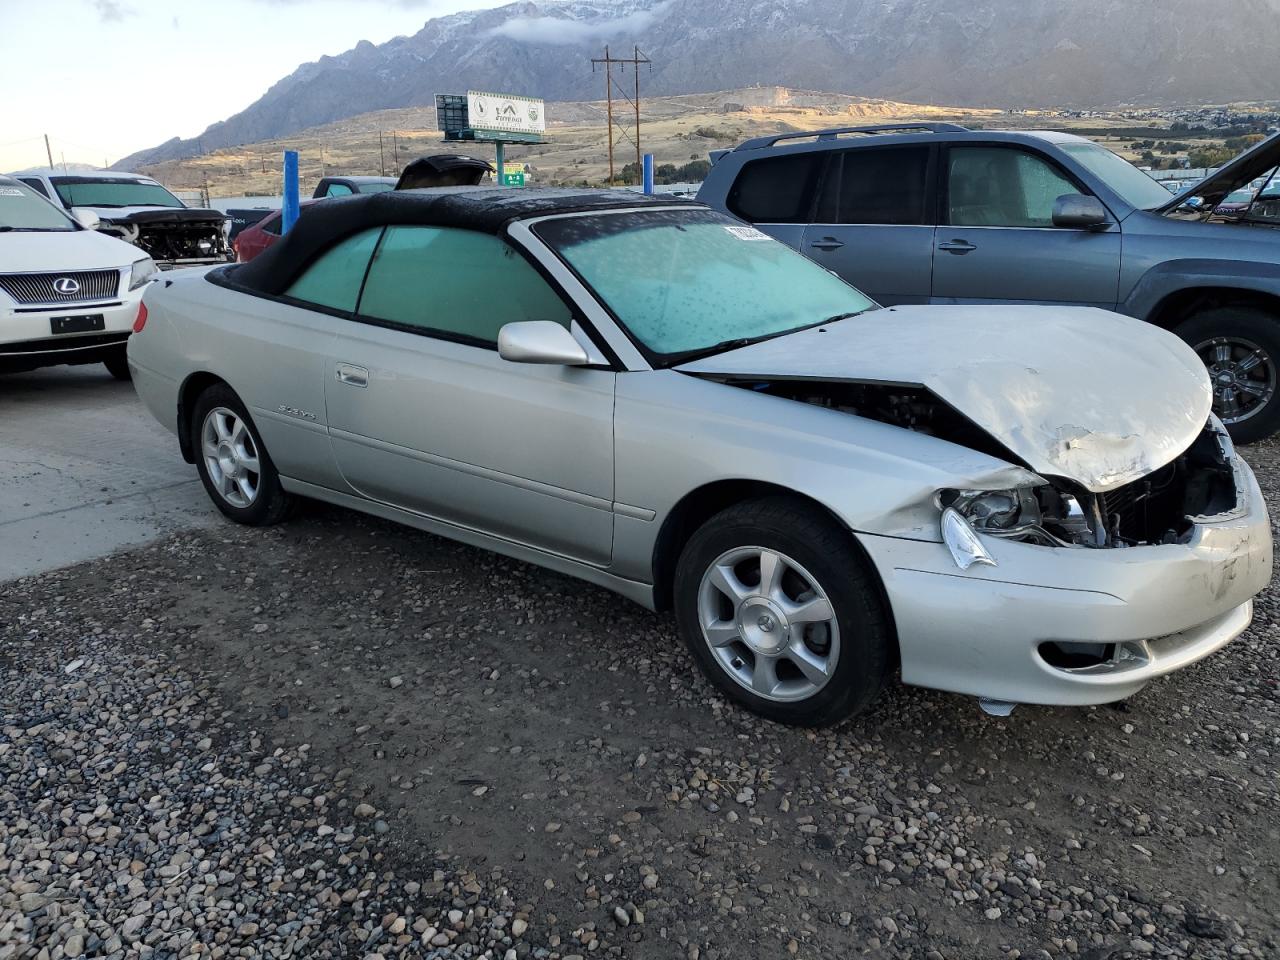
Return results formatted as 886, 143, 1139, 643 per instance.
667, 308, 879, 367
0, 226, 56, 232
822, 307, 877, 324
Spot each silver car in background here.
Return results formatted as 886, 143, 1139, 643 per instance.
128, 189, 1272, 726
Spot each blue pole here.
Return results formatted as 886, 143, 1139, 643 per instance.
495, 141, 505, 186
282, 150, 300, 234
642, 153, 654, 195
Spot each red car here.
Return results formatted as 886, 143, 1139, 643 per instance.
232, 200, 320, 262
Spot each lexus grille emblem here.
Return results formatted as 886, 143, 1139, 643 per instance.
52, 277, 81, 296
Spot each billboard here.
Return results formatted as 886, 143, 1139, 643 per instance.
467, 91, 546, 136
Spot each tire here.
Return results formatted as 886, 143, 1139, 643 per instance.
191, 383, 294, 526
1175, 306, 1280, 444
103, 348, 131, 381
673, 496, 894, 727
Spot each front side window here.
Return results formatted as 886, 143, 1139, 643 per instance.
0, 180, 75, 231
356, 182, 394, 194
535, 208, 875, 362
357, 226, 571, 345
816, 146, 931, 225
1057, 141, 1173, 211
50, 177, 184, 209
948, 147, 1079, 227
325, 183, 354, 197
284, 228, 381, 312
726, 153, 821, 223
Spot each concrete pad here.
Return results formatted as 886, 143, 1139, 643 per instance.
0, 365, 217, 582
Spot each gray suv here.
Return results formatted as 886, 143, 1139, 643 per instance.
697, 124, 1280, 442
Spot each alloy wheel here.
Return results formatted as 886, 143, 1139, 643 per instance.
696, 546, 841, 703
201, 406, 261, 508
1195, 335, 1277, 425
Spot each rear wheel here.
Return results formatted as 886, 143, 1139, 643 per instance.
1175, 306, 1280, 444
673, 497, 894, 727
103, 347, 131, 381
192, 383, 293, 525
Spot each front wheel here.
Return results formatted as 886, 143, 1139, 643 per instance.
1176, 307, 1280, 444
103, 347, 131, 381
191, 383, 294, 525
673, 497, 894, 727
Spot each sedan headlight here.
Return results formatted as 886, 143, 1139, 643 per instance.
128, 257, 158, 291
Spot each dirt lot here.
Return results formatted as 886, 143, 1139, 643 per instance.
2, 440, 1278, 958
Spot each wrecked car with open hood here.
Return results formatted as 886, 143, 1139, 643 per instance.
127, 191, 1272, 727
9, 169, 228, 269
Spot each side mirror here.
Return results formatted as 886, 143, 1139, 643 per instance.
72, 209, 101, 231
497, 321, 590, 366
1052, 194, 1108, 230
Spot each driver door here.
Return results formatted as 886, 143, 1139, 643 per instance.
323, 226, 616, 566
931, 144, 1122, 308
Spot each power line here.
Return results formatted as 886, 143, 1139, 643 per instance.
591, 45, 652, 185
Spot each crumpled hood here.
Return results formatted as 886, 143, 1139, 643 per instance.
76, 205, 227, 225
677, 304, 1213, 493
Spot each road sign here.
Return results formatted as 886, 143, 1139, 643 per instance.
467, 91, 546, 136
501, 163, 526, 187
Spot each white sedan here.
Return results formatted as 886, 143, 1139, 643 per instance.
0, 176, 154, 379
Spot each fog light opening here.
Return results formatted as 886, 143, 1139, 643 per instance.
1038, 641, 1117, 670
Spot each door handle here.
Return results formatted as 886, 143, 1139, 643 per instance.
938, 239, 978, 254
335, 363, 368, 388
809, 237, 845, 251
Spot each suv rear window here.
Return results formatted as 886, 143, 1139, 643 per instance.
815, 146, 931, 225
726, 153, 821, 223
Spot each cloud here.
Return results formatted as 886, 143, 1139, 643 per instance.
488, 2, 670, 46
90, 0, 135, 21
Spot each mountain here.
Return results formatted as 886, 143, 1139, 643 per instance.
116, 0, 1280, 168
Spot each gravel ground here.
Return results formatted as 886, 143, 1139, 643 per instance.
2, 443, 1279, 960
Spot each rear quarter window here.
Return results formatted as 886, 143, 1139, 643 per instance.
725, 153, 821, 224
284, 228, 381, 313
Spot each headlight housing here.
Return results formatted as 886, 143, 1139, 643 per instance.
128, 257, 158, 291
940, 488, 1043, 534
938, 487, 1046, 570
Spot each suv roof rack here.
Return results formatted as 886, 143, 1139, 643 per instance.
734, 123, 971, 152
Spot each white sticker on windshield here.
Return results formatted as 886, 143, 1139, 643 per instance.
0, 187, 24, 197
723, 225, 772, 241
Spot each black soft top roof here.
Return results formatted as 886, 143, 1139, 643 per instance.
229, 187, 701, 295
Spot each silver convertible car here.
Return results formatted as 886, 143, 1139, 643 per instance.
129, 189, 1272, 726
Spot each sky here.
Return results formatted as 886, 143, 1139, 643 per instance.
0, 0, 507, 171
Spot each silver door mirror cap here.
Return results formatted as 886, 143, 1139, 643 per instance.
498, 320, 591, 366
72, 208, 101, 231
1051, 194, 1108, 230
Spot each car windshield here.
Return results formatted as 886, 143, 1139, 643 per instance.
51, 177, 185, 209
0, 181, 76, 231
1224, 188, 1256, 204
534, 208, 877, 364
1057, 142, 1174, 211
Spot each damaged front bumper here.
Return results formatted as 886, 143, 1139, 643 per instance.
858, 453, 1272, 707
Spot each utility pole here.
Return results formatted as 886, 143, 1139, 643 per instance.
44, 134, 54, 168
591, 45, 651, 186
378, 131, 386, 177
392, 132, 399, 170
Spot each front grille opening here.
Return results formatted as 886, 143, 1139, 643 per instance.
1043, 423, 1239, 548
1039, 641, 1117, 670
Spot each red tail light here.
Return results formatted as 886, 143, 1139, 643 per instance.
133, 302, 148, 333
